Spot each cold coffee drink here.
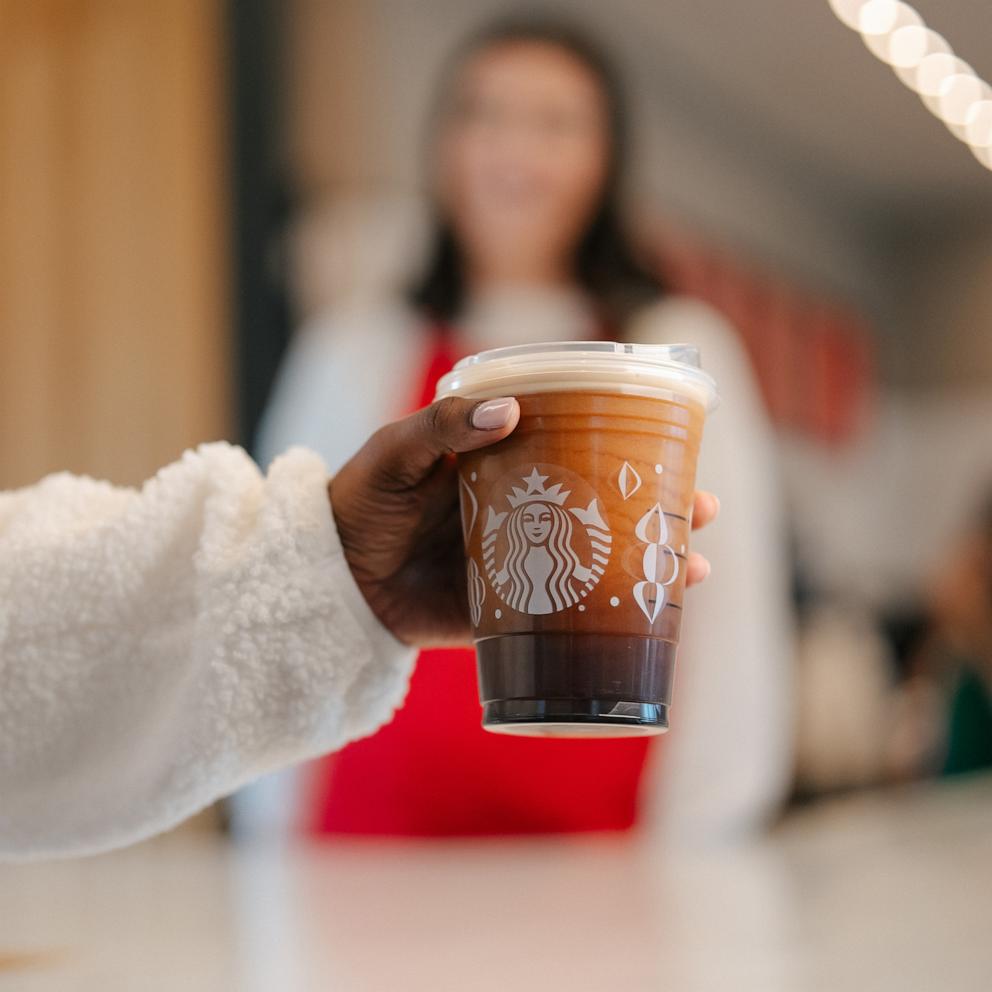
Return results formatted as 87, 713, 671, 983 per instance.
436, 342, 717, 737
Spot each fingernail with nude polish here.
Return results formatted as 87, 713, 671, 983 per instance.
472, 398, 514, 430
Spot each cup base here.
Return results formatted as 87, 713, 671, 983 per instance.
482, 699, 668, 738
476, 632, 677, 739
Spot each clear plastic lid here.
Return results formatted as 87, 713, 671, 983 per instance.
435, 340, 718, 412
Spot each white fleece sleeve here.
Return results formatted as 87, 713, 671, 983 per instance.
0, 443, 416, 860
629, 300, 795, 844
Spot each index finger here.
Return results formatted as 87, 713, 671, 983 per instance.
365, 396, 521, 491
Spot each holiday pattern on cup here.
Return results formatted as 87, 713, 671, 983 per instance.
479, 466, 611, 615
632, 503, 680, 623
458, 474, 479, 546
466, 557, 486, 627
616, 461, 642, 500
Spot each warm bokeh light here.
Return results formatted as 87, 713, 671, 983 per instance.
921, 64, 976, 124
938, 77, 990, 145
828, 0, 870, 31
829, 0, 992, 172
914, 53, 970, 98
965, 100, 992, 148
891, 26, 949, 87
888, 25, 941, 68
857, 0, 902, 37
971, 142, 992, 170
860, 3, 921, 64
939, 76, 989, 125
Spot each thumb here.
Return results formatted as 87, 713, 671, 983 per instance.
371, 396, 520, 488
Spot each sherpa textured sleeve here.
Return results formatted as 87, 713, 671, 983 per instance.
0, 442, 417, 859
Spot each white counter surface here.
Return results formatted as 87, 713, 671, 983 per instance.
2, 775, 990, 991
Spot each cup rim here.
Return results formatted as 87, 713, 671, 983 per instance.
435, 340, 719, 412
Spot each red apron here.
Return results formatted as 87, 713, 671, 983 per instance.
306, 328, 655, 836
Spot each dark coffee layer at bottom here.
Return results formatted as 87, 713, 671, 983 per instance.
476, 633, 677, 737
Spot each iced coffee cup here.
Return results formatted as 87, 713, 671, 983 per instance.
435, 341, 718, 738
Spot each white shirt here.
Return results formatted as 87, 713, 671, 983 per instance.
627, 298, 795, 843
0, 443, 416, 860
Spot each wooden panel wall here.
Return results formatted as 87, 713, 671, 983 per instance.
286, 0, 382, 194
0, 0, 231, 490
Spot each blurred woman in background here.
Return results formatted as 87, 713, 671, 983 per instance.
248, 16, 793, 843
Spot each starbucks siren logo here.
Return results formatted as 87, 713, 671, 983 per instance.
481, 465, 612, 615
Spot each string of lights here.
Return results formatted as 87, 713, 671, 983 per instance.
828, 0, 992, 171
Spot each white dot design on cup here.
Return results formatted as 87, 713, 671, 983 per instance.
578, 604, 586, 612
470, 471, 477, 482
610, 596, 620, 607
654, 464, 663, 474
495, 609, 502, 620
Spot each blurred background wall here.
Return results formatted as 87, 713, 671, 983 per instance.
0, 0, 230, 489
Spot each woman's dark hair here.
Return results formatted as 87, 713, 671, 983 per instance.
408, 15, 665, 330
